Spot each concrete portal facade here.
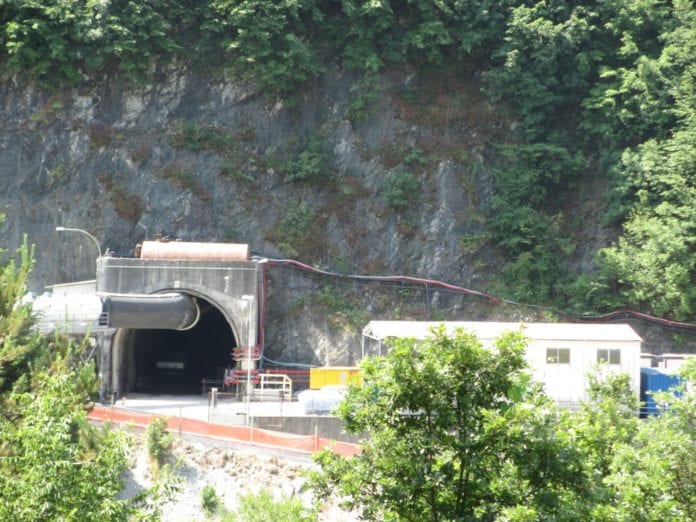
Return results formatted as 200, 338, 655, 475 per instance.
96, 255, 261, 399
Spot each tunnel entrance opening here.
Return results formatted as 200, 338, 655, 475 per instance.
120, 298, 236, 395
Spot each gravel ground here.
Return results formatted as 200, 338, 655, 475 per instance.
122, 434, 359, 521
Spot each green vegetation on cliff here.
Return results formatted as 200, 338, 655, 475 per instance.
1, 1, 693, 320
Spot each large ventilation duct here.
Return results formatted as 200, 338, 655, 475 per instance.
101, 293, 200, 331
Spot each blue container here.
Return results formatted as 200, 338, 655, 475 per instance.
640, 367, 681, 416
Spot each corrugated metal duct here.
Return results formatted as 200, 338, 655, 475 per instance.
101, 293, 200, 330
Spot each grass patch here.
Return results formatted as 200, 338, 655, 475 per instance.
265, 201, 325, 258
294, 286, 368, 332
98, 174, 144, 220
157, 162, 211, 201
168, 121, 232, 153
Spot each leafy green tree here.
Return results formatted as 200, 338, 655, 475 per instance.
586, 1, 696, 319
202, 0, 323, 95
309, 327, 586, 521
589, 361, 696, 521
580, 0, 679, 147
1, 0, 183, 84
0, 237, 41, 394
310, 328, 696, 520
488, 143, 582, 302
481, 0, 696, 319
549, 372, 641, 518
0, 233, 169, 520
589, 116, 696, 319
0, 343, 135, 521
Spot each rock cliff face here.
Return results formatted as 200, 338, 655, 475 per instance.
1, 67, 513, 364
9, 68, 687, 363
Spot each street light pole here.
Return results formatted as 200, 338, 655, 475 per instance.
55, 226, 102, 258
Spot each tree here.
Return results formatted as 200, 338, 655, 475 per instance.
310, 326, 696, 520
0, 234, 169, 520
593, 360, 696, 521
0, 236, 42, 394
0, 342, 136, 521
309, 327, 586, 521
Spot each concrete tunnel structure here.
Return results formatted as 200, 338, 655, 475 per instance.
92, 241, 262, 399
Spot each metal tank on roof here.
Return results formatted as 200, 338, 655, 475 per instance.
138, 240, 249, 261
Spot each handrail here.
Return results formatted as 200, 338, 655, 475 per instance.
256, 373, 293, 401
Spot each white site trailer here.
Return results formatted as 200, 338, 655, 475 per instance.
361, 321, 643, 410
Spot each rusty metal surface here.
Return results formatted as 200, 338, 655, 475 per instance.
139, 241, 249, 261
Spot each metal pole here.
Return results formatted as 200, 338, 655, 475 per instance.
241, 295, 255, 426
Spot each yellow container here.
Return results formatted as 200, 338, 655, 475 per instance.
309, 367, 362, 389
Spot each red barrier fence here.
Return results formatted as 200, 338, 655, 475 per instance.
87, 405, 361, 457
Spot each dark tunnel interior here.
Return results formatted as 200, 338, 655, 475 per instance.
123, 300, 236, 394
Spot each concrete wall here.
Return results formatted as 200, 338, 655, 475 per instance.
208, 411, 362, 443
97, 258, 259, 338
253, 416, 362, 443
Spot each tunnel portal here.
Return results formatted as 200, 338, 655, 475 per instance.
120, 299, 236, 395
96, 243, 261, 400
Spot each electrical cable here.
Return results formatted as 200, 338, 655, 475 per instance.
257, 256, 505, 304
253, 254, 696, 332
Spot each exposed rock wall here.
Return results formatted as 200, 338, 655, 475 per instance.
1, 67, 507, 364
3, 68, 690, 361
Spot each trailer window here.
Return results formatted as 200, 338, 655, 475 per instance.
597, 349, 621, 365
546, 348, 570, 364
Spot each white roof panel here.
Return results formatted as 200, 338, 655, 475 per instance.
362, 321, 642, 343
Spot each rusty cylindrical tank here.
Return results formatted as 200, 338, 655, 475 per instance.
139, 241, 249, 261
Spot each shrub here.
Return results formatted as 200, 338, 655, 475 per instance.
382, 167, 419, 209
146, 417, 173, 470
266, 201, 322, 258
219, 161, 254, 183
286, 134, 329, 183
348, 75, 382, 122
157, 162, 211, 201
403, 146, 429, 167
88, 123, 121, 149
109, 184, 144, 222
168, 121, 232, 154
223, 489, 317, 522
201, 484, 220, 516
298, 287, 368, 332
